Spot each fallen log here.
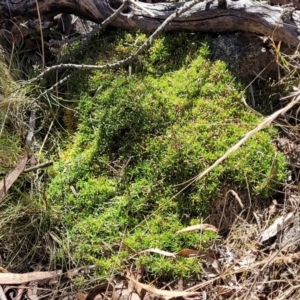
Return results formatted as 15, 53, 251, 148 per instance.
0, 0, 300, 46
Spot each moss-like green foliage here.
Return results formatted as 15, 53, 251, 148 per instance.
48, 31, 287, 279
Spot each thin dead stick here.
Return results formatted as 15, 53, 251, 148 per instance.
34, 0, 45, 70
23, 161, 53, 173
218, 190, 244, 229
242, 96, 263, 116
32, 73, 72, 103
38, 115, 56, 156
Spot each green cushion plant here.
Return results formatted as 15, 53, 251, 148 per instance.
48, 31, 287, 279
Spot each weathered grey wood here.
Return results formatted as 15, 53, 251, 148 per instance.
0, 0, 300, 46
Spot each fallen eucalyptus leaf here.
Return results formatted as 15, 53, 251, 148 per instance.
0, 271, 62, 284
176, 249, 200, 257
177, 224, 218, 234
0, 153, 27, 200
139, 248, 176, 257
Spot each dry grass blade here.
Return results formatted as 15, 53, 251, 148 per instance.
139, 248, 176, 257
177, 224, 218, 234
0, 271, 62, 284
0, 152, 27, 200
126, 275, 201, 297
226, 190, 244, 209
